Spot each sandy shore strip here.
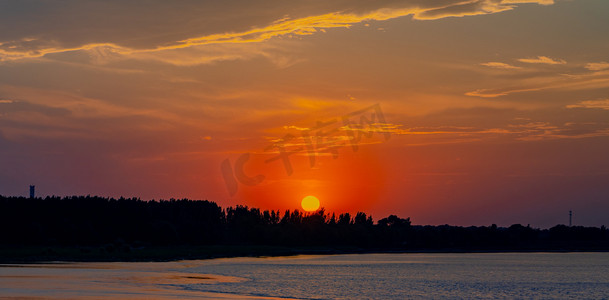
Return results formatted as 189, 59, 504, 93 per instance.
0, 261, 294, 300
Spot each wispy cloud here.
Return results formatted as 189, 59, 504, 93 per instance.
465, 89, 509, 98
465, 87, 541, 98
468, 61, 609, 98
566, 99, 609, 110
480, 62, 522, 69
518, 56, 566, 65
585, 62, 609, 71
0, 1, 558, 66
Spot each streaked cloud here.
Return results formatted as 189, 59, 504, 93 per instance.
566, 99, 609, 110
465, 89, 509, 98
273, 110, 609, 148
467, 63, 609, 98
585, 62, 609, 71
0, 0, 558, 66
465, 87, 541, 98
480, 62, 522, 69
518, 56, 566, 65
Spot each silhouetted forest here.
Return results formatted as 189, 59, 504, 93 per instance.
1, 196, 608, 258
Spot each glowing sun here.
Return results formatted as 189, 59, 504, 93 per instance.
301, 195, 320, 212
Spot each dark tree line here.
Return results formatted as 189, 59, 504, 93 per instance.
1, 196, 608, 251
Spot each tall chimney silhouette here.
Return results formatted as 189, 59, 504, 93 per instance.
29, 185, 35, 198
569, 210, 572, 227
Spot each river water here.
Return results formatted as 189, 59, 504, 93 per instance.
1, 252, 608, 299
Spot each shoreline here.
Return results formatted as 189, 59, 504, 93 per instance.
2, 244, 608, 264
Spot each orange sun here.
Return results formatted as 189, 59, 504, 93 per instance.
301, 195, 320, 212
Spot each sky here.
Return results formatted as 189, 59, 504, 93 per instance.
1, 0, 608, 228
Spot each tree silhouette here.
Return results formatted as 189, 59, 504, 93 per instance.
0, 195, 607, 256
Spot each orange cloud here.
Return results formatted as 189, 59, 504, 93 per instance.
518, 56, 566, 65
480, 62, 522, 69
585, 62, 609, 71
566, 99, 609, 110
468, 62, 609, 98
0, 1, 558, 66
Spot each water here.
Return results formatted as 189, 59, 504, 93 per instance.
1, 253, 609, 299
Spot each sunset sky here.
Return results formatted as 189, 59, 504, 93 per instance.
1, 0, 608, 227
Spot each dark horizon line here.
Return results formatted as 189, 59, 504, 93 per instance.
0, 194, 593, 230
